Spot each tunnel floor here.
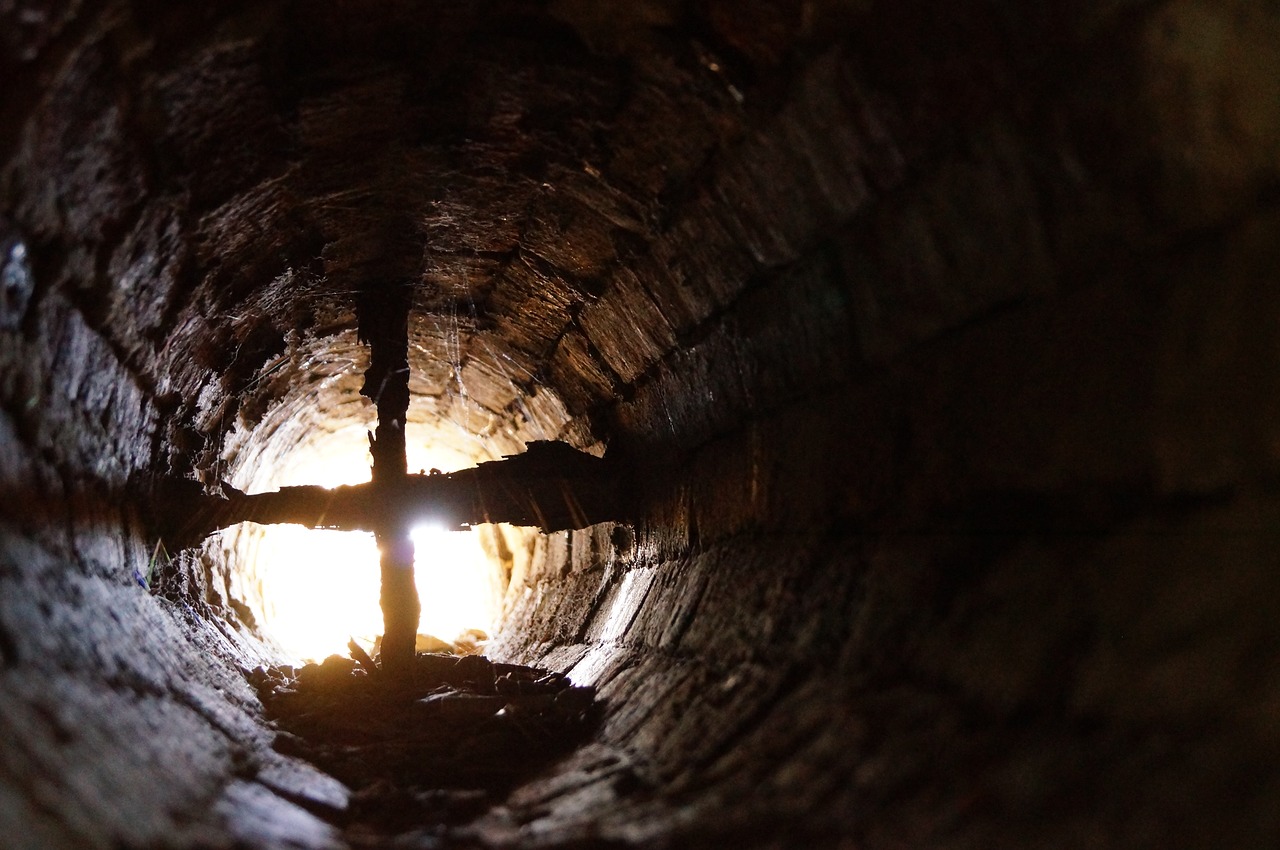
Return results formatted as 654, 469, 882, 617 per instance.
251, 651, 600, 847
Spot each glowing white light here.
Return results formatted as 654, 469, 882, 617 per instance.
248, 431, 504, 664
254, 525, 384, 662
410, 522, 502, 646
255, 521, 502, 663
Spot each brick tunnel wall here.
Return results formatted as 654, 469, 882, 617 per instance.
2, 1, 1279, 848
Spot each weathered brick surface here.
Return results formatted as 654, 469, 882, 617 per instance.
578, 266, 677, 384
0, 300, 339, 847
3, 0, 1280, 848
496, 2, 1280, 848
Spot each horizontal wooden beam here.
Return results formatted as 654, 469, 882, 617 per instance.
154, 441, 631, 546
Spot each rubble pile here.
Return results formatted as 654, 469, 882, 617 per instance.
250, 652, 598, 843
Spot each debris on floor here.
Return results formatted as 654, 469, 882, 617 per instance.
249, 651, 598, 845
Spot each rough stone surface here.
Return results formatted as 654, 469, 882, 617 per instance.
2, 0, 1279, 848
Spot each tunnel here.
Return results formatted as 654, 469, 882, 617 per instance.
2, 1, 1280, 847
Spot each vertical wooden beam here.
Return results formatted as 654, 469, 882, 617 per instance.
358, 284, 419, 677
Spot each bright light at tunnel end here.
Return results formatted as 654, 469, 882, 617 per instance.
409, 520, 501, 652
411, 520, 448, 542
258, 519, 502, 664
244, 435, 507, 665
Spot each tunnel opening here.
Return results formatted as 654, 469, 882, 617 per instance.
208, 324, 550, 665
187, 317, 609, 838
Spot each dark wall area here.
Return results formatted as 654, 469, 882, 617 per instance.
1, 1, 1278, 847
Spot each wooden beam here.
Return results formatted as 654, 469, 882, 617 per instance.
154, 441, 630, 545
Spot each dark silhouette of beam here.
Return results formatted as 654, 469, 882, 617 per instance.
153, 440, 631, 547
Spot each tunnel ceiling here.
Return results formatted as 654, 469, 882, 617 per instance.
3, 0, 861, 485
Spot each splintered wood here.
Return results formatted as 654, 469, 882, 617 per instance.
358, 285, 419, 676
158, 440, 630, 545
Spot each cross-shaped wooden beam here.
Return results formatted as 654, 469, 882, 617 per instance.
152, 287, 630, 677
153, 440, 629, 673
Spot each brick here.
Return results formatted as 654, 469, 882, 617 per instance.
579, 269, 676, 384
